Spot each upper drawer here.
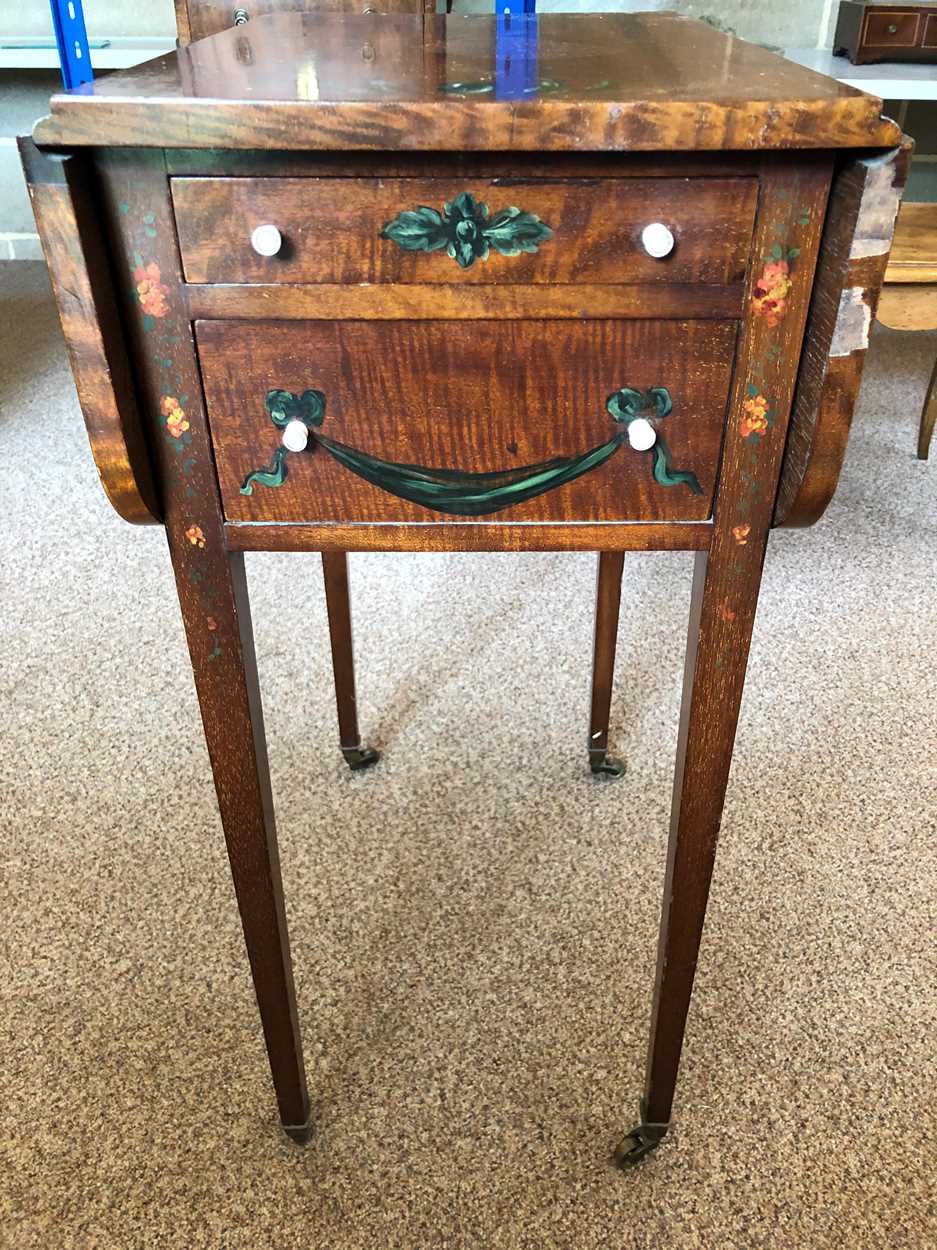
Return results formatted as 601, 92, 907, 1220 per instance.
171, 176, 757, 286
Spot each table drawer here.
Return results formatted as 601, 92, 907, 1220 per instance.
863, 11, 921, 47
196, 319, 737, 524
173, 176, 757, 286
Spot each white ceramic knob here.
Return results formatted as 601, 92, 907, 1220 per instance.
250, 223, 282, 257
281, 419, 309, 453
627, 418, 657, 452
641, 222, 675, 259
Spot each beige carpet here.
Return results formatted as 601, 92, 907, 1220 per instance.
1, 259, 935, 1249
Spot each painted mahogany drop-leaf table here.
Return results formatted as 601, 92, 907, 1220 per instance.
21, 12, 908, 1167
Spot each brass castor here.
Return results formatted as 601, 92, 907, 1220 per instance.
341, 745, 380, 771
613, 1101, 669, 1169
589, 749, 626, 779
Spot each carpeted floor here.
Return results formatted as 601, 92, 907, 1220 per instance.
1, 259, 934, 1249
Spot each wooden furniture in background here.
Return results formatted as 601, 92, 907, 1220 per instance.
877, 201, 937, 459
834, 0, 937, 64
174, 0, 435, 44
22, 12, 906, 1169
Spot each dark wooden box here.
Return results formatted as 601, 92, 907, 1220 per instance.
834, 0, 937, 63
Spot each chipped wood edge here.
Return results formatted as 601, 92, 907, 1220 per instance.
774, 137, 912, 529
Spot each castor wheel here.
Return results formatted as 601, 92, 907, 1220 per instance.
341, 745, 380, 771
589, 750, 626, 779
612, 1101, 669, 1169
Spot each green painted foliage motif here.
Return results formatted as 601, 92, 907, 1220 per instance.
240, 386, 701, 514
380, 191, 553, 270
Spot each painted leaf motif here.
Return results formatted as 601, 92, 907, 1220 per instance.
483, 206, 553, 257
381, 190, 553, 269
379, 206, 449, 254
447, 191, 485, 220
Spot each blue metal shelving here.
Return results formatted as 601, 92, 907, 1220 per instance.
48, 0, 93, 89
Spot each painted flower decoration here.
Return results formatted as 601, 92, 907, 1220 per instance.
380, 191, 553, 270
160, 395, 189, 440
741, 394, 770, 439
751, 258, 793, 326
133, 261, 170, 319
732, 524, 751, 545
185, 525, 206, 548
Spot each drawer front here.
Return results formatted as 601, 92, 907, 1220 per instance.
196, 319, 737, 525
173, 177, 757, 286
924, 14, 937, 46
863, 11, 921, 47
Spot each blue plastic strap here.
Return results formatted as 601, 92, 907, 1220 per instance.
48, 0, 93, 90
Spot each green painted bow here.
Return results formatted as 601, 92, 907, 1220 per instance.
606, 387, 703, 493
240, 386, 702, 511
238, 390, 324, 491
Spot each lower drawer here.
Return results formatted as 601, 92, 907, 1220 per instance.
196, 319, 737, 524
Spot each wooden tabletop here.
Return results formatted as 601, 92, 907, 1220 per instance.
885, 203, 937, 283
33, 13, 901, 153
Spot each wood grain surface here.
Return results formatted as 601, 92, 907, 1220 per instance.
18, 140, 160, 524
223, 520, 712, 552
776, 144, 908, 527
183, 282, 745, 321
885, 201, 937, 283
33, 14, 902, 153
175, 0, 432, 44
172, 176, 757, 286
197, 317, 738, 525
876, 283, 937, 329
164, 150, 763, 181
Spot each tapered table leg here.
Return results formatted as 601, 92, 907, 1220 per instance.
172, 542, 311, 1141
614, 543, 769, 1166
610, 157, 831, 1167
918, 353, 936, 461
589, 551, 626, 778
321, 551, 379, 771
99, 149, 319, 1140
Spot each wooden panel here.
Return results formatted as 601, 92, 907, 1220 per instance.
197, 318, 738, 525
18, 140, 160, 525
864, 11, 922, 48
183, 282, 744, 321
876, 282, 937, 330
884, 202, 937, 283
175, 0, 431, 44
776, 145, 906, 528
224, 520, 712, 553
165, 150, 762, 180
33, 14, 903, 153
172, 176, 757, 286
